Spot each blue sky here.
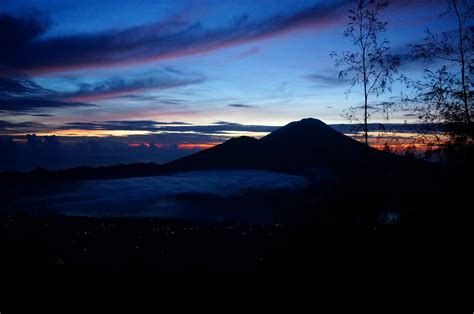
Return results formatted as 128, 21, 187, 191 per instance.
0, 0, 463, 172
1, 0, 454, 127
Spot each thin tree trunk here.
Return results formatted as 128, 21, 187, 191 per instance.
364, 86, 368, 146
362, 49, 369, 147
360, 4, 369, 148
453, 0, 471, 124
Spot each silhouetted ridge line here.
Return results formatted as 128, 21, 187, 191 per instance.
162, 117, 403, 174
0, 118, 416, 182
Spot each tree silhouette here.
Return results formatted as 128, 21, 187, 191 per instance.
331, 0, 399, 147
403, 0, 473, 144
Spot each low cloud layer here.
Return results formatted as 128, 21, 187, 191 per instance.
18, 170, 310, 222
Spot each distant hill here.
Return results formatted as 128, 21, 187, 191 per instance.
0, 162, 162, 183
0, 118, 414, 183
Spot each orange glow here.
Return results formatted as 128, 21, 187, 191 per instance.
9, 129, 151, 137
348, 131, 450, 153
127, 143, 216, 150
178, 143, 216, 150
370, 143, 443, 152
128, 143, 164, 148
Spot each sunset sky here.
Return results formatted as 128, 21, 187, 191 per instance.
0, 0, 458, 170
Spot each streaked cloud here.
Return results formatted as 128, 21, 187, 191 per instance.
304, 73, 349, 87
227, 104, 253, 108
0, 74, 95, 112
64, 71, 206, 102
1, 1, 351, 74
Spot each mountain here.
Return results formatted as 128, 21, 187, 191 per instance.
258, 118, 380, 171
0, 118, 410, 183
163, 118, 399, 174
162, 136, 263, 172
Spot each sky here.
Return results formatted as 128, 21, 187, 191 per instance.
0, 0, 460, 170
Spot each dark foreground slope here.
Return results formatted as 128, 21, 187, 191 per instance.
1, 214, 451, 272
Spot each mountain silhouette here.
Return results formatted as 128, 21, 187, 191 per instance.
259, 118, 378, 171
162, 136, 263, 172
162, 118, 397, 174
0, 118, 410, 183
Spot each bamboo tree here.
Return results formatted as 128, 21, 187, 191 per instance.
331, 0, 399, 148
404, 0, 473, 142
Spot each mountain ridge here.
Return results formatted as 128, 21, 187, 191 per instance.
0, 118, 413, 182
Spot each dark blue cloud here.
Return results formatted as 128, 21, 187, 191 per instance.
0, 97, 96, 112
0, 75, 47, 94
0, 12, 50, 66
60, 120, 279, 134
61, 120, 191, 131
0, 120, 47, 134
65, 70, 206, 101
0, 74, 95, 112
228, 104, 253, 108
1, 1, 352, 73
0, 68, 202, 112
304, 73, 350, 87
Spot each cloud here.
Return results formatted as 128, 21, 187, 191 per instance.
0, 116, 278, 138
304, 73, 349, 87
65, 73, 206, 102
54, 120, 279, 134
228, 47, 261, 61
61, 120, 191, 131
0, 75, 48, 94
0, 75, 95, 112
115, 94, 182, 104
18, 170, 309, 221
227, 104, 253, 108
0, 12, 50, 51
352, 105, 381, 110
0, 120, 48, 134
1, 67, 202, 112
1, 1, 352, 74
0, 97, 96, 112
127, 121, 279, 134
